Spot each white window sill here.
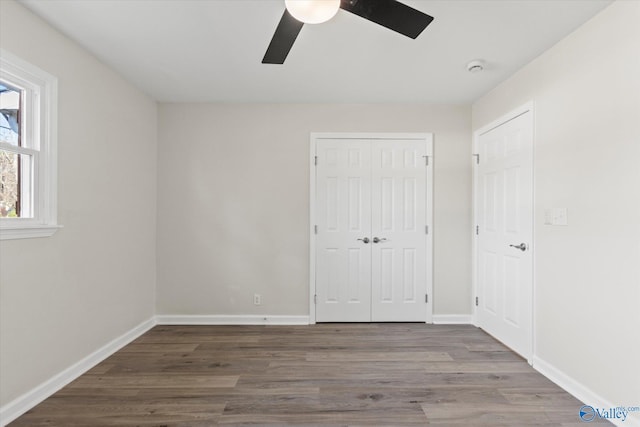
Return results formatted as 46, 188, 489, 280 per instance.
0, 224, 62, 240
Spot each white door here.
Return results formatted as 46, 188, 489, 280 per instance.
476, 109, 533, 359
371, 141, 428, 321
315, 136, 430, 322
315, 139, 372, 322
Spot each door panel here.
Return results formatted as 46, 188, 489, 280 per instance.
371, 140, 428, 322
477, 111, 533, 359
316, 139, 372, 322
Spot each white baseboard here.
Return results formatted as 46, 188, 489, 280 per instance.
0, 317, 156, 427
156, 314, 310, 325
432, 314, 473, 324
533, 356, 640, 427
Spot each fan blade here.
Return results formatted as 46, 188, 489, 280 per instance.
340, 0, 433, 39
262, 9, 304, 64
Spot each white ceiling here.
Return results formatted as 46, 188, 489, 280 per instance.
20, 0, 612, 104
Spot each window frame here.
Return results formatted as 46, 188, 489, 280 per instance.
0, 49, 59, 240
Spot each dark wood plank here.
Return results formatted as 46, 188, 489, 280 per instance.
9, 324, 611, 426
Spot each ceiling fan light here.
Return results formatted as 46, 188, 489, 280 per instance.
285, 0, 340, 24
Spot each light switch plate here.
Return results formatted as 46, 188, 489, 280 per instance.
545, 208, 568, 225
553, 208, 568, 226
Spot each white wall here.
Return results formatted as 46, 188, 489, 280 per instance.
473, 0, 640, 413
157, 104, 471, 317
0, 0, 157, 406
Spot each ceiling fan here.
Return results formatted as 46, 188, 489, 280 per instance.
262, 0, 434, 64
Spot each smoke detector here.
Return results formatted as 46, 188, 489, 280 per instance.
467, 59, 485, 73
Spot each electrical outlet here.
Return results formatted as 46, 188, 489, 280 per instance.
254, 294, 261, 305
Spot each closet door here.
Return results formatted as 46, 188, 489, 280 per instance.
315, 139, 372, 322
370, 140, 428, 321
314, 136, 431, 323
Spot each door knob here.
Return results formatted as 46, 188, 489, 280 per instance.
373, 237, 387, 244
357, 237, 370, 244
509, 243, 527, 251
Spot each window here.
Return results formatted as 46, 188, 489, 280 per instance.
0, 49, 58, 240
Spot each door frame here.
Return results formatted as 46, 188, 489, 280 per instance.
309, 133, 434, 324
471, 102, 536, 362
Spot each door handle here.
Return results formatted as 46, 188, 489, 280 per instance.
357, 237, 370, 244
372, 237, 387, 244
509, 243, 527, 251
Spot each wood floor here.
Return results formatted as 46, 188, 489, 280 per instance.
10, 324, 610, 426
